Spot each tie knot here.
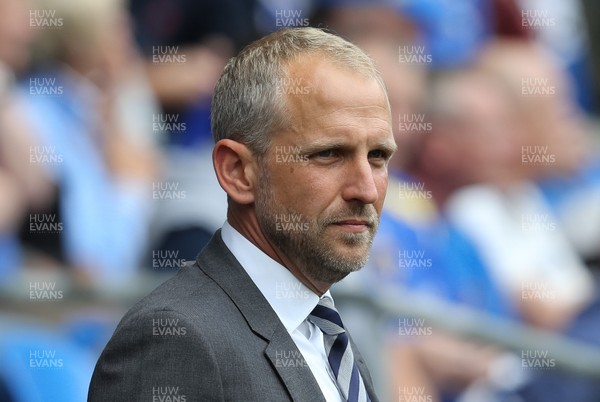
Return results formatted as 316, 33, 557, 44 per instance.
308, 297, 345, 336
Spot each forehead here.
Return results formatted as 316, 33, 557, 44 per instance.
281, 54, 390, 131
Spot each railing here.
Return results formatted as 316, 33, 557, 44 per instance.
333, 286, 600, 378
3, 270, 600, 402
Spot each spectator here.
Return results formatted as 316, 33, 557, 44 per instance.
18, 0, 160, 285
384, 66, 523, 402
446, 39, 597, 329
0, 0, 54, 278
478, 38, 600, 269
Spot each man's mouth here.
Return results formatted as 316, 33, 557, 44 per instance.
331, 219, 373, 232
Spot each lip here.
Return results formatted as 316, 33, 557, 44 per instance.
331, 220, 371, 232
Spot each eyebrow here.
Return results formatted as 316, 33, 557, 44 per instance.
378, 140, 398, 155
300, 139, 347, 153
300, 138, 398, 155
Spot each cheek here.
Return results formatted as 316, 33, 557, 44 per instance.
270, 165, 319, 203
275, 166, 343, 214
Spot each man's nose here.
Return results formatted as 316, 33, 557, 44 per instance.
340, 157, 379, 204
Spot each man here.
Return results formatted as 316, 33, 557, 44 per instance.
88, 27, 395, 401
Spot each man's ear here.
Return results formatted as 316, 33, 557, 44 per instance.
213, 139, 260, 205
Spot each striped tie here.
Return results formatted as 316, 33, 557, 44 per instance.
308, 297, 370, 402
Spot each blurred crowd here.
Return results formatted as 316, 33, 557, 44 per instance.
1, 0, 600, 401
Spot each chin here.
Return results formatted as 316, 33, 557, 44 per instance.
336, 235, 372, 254
332, 248, 370, 268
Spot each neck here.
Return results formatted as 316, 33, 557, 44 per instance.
227, 204, 331, 296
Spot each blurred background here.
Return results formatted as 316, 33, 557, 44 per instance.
1, 0, 600, 401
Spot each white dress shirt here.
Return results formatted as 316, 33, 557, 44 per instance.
221, 221, 344, 402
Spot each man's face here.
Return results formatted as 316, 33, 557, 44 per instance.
255, 56, 395, 284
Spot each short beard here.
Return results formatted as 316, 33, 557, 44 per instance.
255, 163, 379, 284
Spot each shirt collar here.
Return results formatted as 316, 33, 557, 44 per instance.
221, 221, 331, 333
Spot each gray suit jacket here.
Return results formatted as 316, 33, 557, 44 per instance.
88, 230, 379, 401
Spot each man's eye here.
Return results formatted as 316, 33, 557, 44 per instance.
368, 150, 386, 159
316, 149, 335, 158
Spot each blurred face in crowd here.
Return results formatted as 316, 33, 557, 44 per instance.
426, 72, 520, 187
477, 40, 589, 179
255, 54, 395, 284
0, 0, 36, 71
521, 70, 587, 176
71, 2, 135, 83
453, 77, 519, 185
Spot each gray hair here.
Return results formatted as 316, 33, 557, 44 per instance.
211, 27, 389, 155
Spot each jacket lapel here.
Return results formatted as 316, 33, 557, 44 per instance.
196, 230, 326, 402
265, 324, 327, 402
